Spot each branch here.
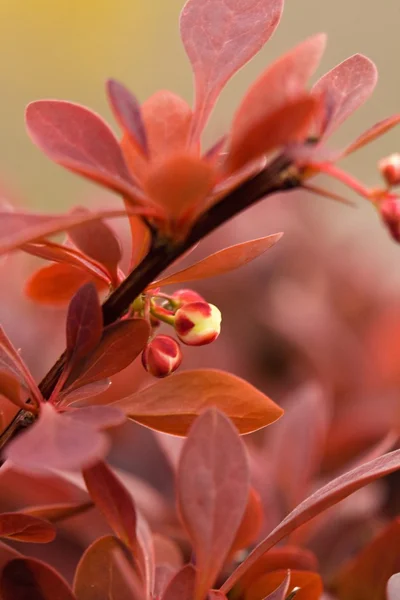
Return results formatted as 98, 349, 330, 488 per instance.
0, 153, 298, 450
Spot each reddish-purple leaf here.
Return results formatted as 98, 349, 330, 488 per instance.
343, 114, 400, 156
0, 512, 55, 543
312, 54, 378, 138
162, 565, 196, 600
246, 570, 322, 600
388, 574, 400, 600
67, 207, 122, 279
106, 79, 148, 156
26, 100, 146, 205
22, 240, 111, 283
177, 408, 249, 599
73, 535, 141, 600
65, 405, 126, 429
0, 208, 147, 256
4, 403, 109, 472
0, 557, 76, 600
66, 318, 150, 391
112, 547, 147, 600
66, 282, 103, 361
154, 565, 177, 599
226, 34, 326, 171
180, 0, 284, 139
0, 541, 22, 573
83, 460, 137, 551
25, 262, 109, 305
221, 449, 400, 593
149, 234, 282, 288
115, 369, 283, 436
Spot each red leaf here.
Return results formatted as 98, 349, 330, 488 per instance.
177, 408, 249, 599
180, 0, 284, 139
25, 262, 108, 305
65, 405, 125, 429
0, 327, 41, 403
0, 512, 55, 543
226, 34, 326, 171
66, 318, 150, 391
388, 574, 400, 600
150, 234, 282, 288
237, 546, 318, 592
114, 369, 283, 436
257, 571, 290, 600
226, 96, 319, 173
4, 403, 109, 472
126, 213, 151, 270
23, 240, 111, 284
312, 54, 378, 138
0, 557, 76, 600
333, 518, 400, 600
343, 114, 400, 156
0, 371, 25, 410
229, 487, 264, 558
161, 565, 196, 600
0, 207, 143, 256
66, 282, 103, 362
73, 535, 142, 600
106, 79, 148, 156
246, 571, 322, 600
221, 449, 400, 593
26, 100, 145, 205
67, 207, 122, 279
22, 501, 93, 523
83, 460, 137, 551
58, 379, 111, 404
0, 541, 22, 573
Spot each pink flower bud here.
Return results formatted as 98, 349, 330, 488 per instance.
379, 194, 400, 242
174, 301, 221, 346
379, 153, 400, 187
142, 335, 182, 378
171, 288, 205, 305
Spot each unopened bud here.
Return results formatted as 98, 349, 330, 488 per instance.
379, 194, 400, 242
171, 288, 205, 306
174, 301, 221, 346
142, 335, 182, 378
379, 153, 400, 187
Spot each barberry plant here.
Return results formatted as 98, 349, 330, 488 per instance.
0, 0, 399, 598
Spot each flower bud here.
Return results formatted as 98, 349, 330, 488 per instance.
142, 335, 182, 378
379, 153, 400, 187
174, 301, 221, 346
379, 194, 400, 242
171, 288, 205, 306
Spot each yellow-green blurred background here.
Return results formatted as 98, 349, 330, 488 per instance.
0, 0, 398, 215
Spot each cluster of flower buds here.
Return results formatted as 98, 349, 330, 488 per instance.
135, 288, 222, 378
376, 154, 400, 242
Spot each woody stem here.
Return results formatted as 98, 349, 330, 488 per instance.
0, 153, 299, 452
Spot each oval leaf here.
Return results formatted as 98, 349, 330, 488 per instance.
229, 487, 264, 559
150, 234, 282, 288
312, 54, 378, 138
0, 513, 55, 543
83, 461, 137, 551
66, 282, 103, 361
180, 0, 284, 139
178, 408, 249, 599
26, 100, 144, 204
0, 557, 76, 600
73, 535, 141, 600
114, 369, 283, 436
221, 449, 400, 593
106, 79, 148, 156
4, 403, 109, 472
22, 501, 93, 523
66, 405, 125, 429
25, 262, 108, 305
66, 318, 150, 391
162, 565, 196, 600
